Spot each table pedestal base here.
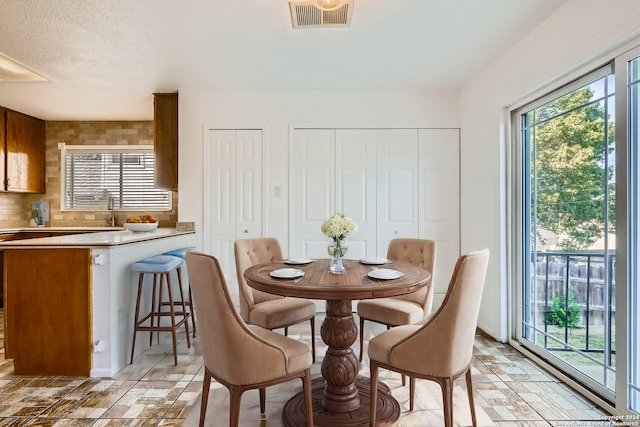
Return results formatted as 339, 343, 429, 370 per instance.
282, 376, 400, 427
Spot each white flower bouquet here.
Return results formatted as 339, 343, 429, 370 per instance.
321, 212, 358, 242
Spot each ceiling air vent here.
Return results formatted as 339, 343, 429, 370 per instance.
289, 0, 354, 28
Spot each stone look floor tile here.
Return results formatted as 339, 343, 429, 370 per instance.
0, 309, 612, 426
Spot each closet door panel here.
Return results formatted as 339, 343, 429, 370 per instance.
208, 129, 237, 250
419, 128, 460, 305
292, 129, 336, 258
205, 128, 263, 306
236, 130, 262, 238
376, 129, 419, 256
336, 129, 377, 260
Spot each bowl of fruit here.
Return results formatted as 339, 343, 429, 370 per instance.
123, 215, 159, 232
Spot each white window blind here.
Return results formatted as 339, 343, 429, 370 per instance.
60, 144, 171, 211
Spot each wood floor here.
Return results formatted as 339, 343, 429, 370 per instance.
0, 308, 608, 426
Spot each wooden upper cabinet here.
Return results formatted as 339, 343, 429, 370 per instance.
154, 92, 178, 191
0, 107, 6, 191
4, 109, 45, 193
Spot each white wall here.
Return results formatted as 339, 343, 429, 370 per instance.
176, 0, 640, 344
177, 89, 459, 253
459, 0, 640, 340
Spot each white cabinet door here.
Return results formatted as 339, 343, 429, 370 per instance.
419, 128, 460, 307
376, 129, 419, 256
205, 129, 262, 306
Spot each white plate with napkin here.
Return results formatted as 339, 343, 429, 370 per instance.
270, 268, 305, 279
284, 258, 313, 265
368, 268, 404, 280
360, 257, 389, 265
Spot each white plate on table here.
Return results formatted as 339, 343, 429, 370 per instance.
270, 268, 305, 279
368, 268, 404, 280
284, 258, 313, 265
360, 257, 389, 265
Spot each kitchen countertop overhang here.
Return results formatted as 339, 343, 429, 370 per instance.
0, 227, 194, 248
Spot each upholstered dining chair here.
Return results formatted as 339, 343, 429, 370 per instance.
368, 248, 490, 427
234, 238, 316, 362
185, 251, 314, 427
357, 238, 436, 362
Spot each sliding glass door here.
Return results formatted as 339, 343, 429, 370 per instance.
515, 43, 640, 413
516, 64, 617, 399
619, 47, 640, 414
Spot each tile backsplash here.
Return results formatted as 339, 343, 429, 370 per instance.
0, 121, 178, 229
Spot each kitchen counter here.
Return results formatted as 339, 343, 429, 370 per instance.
2, 227, 196, 377
0, 226, 124, 233
0, 227, 192, 247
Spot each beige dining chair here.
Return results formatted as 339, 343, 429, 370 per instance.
185, 251, 314, 427
357, 238, 436, 362
234, 238, 316, 362
368, 248, 490, 427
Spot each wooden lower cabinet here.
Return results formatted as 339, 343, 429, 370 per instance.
4, 248, 92, 376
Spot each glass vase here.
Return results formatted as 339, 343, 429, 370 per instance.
328, 241, 348, 274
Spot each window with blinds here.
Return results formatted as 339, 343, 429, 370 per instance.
60, 144, 171, 211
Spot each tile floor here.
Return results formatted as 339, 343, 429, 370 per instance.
0, 307, 608, 426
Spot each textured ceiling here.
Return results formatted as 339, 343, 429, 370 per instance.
0, 0, 566, 120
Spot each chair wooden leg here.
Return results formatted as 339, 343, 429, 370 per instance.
440, 377, 454, 427
402, 373, 406, 386
466, 368, 478, 427
310, 317, 316, 363
359, 316, 365, 362
188, 283, 196, 337
409, 376, 416, 411
302, 369, 314, 427
259, 387, 266, 414
229, 386, 242, 427
284, 326, 288, 336
199, 370, 211, 427
369, 361, 379, 427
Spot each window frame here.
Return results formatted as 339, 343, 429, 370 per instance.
58, 143, 172, 212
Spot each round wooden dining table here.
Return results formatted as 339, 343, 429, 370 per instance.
244, 258, 431, 427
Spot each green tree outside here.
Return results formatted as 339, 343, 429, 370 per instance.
530, 86, 615, 251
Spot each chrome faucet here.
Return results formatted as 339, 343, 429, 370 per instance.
107, 196, 115, 226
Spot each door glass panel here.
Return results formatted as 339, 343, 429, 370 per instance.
521, 71, 616, 392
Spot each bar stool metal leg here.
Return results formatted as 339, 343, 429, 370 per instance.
130, 255, 191, 366
131, 272, 145, 364
162, 247, 197, 338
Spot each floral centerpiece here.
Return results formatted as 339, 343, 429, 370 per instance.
321, 212, 358, 273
